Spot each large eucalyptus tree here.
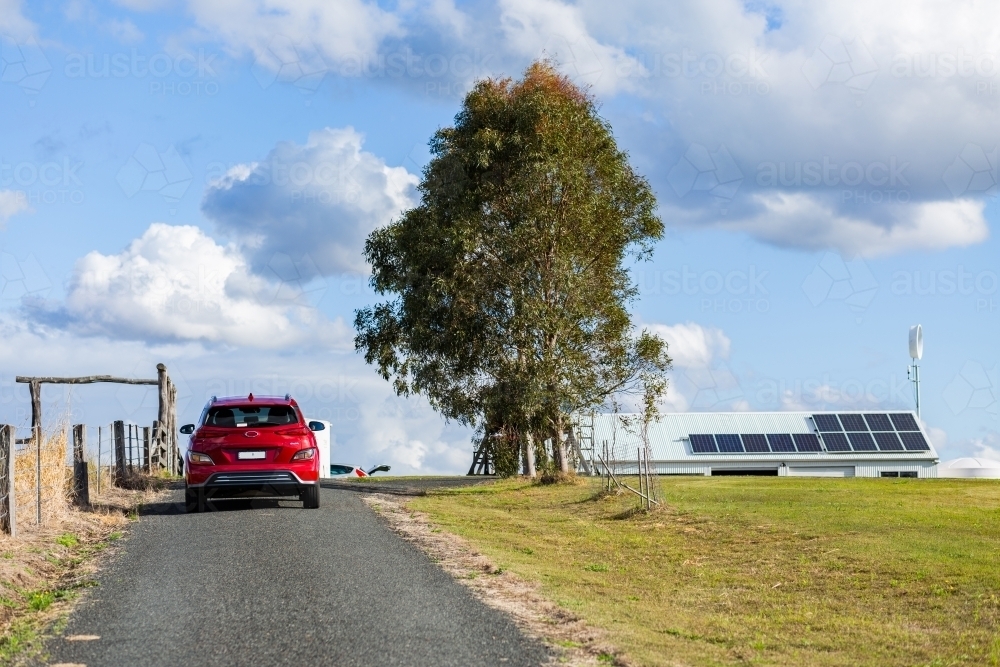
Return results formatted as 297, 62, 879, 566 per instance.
355, 61, 670, 476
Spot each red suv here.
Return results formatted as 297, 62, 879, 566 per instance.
181, 394, 322, 512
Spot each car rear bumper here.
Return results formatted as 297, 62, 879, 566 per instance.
187, 469, 318, 496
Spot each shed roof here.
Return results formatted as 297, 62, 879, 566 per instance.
588, 410, 938, 462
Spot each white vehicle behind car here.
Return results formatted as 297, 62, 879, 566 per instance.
329, 464, 391, 477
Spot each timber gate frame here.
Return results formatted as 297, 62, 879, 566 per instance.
14, 363, 181, 476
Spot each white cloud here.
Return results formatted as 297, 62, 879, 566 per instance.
498, 0, 644, 95
111, 0, 171, 10
0, 0, 35, 40
422, 0, 470, 39
185, 0, 402, 66
970, 432, 1000, 461
90, 1, 999, 260
710, 193, 989, 257
106, 18, 144, 44
934, 429, 1000, 462
0, 189, 30, 226
0, 313, 473, 474
646, 321, 730, 369
202, 127, 418, 276
642, 322, 742, 412
51, 223, 350, 349
925, 425, 948, 450
568, 0, 999, 254
776, 383, 888, 412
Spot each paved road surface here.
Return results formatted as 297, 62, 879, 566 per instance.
46, 485, 548, 667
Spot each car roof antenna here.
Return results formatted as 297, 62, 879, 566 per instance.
248, 393, 254, 401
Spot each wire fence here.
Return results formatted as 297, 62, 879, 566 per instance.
0, 420, 179, 536
12, 425, 70, 530
87, 423, 158, 493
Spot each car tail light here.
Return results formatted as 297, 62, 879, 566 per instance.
189, 451, 214, 465
292, 448, 316, 461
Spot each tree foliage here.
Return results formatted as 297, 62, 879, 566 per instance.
355, 62, 671, 476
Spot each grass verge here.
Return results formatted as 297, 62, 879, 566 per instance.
0, 482, 166, 666
409, 476, 1000, 667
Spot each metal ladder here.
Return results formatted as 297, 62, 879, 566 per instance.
467, 442, 494, 475
570, 412, 597, 475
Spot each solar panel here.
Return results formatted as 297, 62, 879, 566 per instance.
864, 413, 894, 431
822, 432, 852, 452
873, 432, 904, 451
741, 434, 770, 453
716, 434, 744, 453
889, 413, 920, 431
686, 423, 929, 456
690, 434, 718, 453
846, 432, 878, 451
813, 414, 843, 431
793, 433, 822, 452
767, 434, 796, 453
838, 414, 868, 431
899, 432, 930, 451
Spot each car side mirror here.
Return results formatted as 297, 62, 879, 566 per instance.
308, 421, 325, 431
179, 424, 195, 435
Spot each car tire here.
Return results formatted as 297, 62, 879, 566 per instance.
302, 484, 320, 509
185, 486, 200, 513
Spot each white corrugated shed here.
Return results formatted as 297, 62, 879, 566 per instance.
584, 411, 939, 478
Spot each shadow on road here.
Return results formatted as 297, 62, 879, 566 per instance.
139, 490, 307, 516
136, 477, 499, 515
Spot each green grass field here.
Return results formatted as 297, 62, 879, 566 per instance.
410, 477, 1000, 666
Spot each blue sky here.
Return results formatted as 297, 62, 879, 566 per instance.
1, 0, 998, 471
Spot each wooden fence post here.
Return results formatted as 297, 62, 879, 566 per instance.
72, 424, 89, 507
169, 382, 178, 475
151, 420, 161, 471
0, 425, 15, 537
142, 426, 150, 473
156, 364, 168, 474
29, 380, 41, 526
113, 420, 126, 487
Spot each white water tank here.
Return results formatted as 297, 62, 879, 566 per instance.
937, 458, 1000, 479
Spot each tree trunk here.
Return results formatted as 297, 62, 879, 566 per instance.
554, 413, 569, 474
522, 432, 536, 478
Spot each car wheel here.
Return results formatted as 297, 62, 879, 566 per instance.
185, 486, 200, 513
302, 484, 320, 509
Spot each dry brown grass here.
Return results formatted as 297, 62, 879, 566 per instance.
12, 427, 70, 531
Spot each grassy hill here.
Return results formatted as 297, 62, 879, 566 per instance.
410, 477, 1000, 666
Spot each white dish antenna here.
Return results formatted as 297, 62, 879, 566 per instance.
909, 324, 923, 360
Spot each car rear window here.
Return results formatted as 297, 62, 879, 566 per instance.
330, 465, 355, 475
204, 405, 299, 427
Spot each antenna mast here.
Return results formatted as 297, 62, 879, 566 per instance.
907, 324, 923, 419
